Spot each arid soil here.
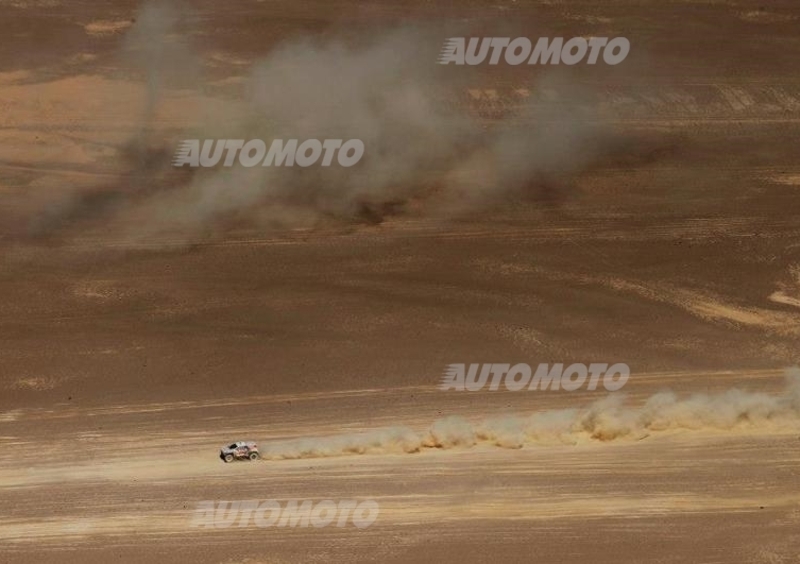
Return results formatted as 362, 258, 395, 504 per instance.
1, 1, 800, 563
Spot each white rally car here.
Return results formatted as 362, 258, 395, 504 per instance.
220, 441, 260, 462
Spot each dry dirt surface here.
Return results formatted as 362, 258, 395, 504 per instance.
1, 1, 800, 563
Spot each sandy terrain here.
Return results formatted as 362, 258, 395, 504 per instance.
2, 372, 800, 563
1, 0, 800, 562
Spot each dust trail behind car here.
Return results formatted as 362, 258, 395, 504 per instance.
259, 370, 800, 460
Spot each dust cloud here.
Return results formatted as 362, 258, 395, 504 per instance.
260, 371, 800, 459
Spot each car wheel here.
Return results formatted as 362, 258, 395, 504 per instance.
249, 452, 259, 461
224, 454, 234, 463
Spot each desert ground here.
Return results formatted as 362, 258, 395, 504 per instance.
1, 0, 800, 563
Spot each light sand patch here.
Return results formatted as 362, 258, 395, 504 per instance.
605, 278, 800, 336
207, 52, 251, 67
768, 174, 800, 186
66, 53, 98, 65
498, 325, 545, 349
769, 291, 800, 309
563, 14, 612, 24
0, 409, 23, 422
83, 20, 133, 36
2, 0, 59, 7
11, 376, 61, 391
738, 10, 796, 24
684, 297, 771, 326
0, 70, 33, 85
769, 265, 800, 309
656, 288, 800, 335
71, 280, 130, 301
